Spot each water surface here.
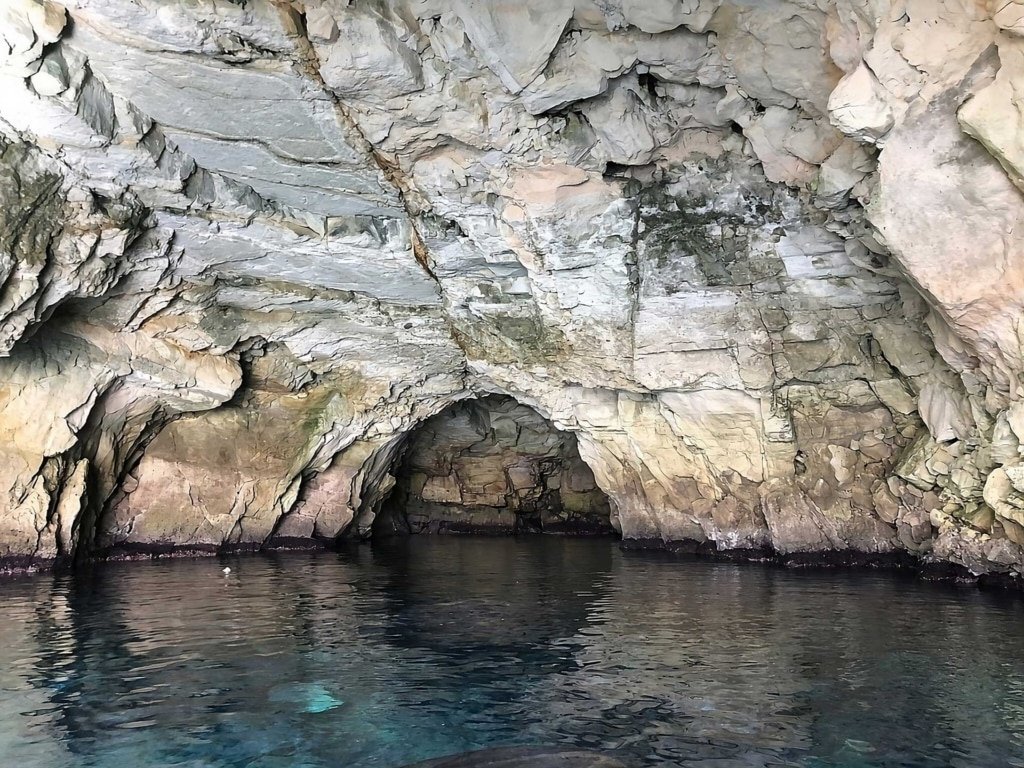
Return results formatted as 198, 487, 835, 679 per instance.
1, 538, 1023, 767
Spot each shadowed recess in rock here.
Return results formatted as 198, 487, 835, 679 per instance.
376, 395, 615, 537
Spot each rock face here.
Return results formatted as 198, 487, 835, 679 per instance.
2, 0, 1024, 580
377, 395, 613, 536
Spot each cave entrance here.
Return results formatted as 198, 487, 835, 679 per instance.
374, 395, 615, 537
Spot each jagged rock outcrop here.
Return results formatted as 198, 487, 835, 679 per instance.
2, 0, 1024, 580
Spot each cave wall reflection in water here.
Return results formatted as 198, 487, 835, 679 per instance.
2, 539, 1024, 768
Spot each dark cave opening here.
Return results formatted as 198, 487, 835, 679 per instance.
373, 395, 616, 538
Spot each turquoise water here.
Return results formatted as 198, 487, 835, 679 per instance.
2, 538, 1024, 768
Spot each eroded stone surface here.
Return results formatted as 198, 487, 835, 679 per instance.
1, 0, 1024, 580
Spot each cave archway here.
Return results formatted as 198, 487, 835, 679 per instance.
374, 395, 615, 537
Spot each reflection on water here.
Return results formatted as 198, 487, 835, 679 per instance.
1, 538, 1024, 768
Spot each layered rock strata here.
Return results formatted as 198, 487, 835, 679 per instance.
2, 0, 1024, 580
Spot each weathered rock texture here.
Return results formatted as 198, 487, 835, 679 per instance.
377, 395, 612, 535
2, 0, 1024, 578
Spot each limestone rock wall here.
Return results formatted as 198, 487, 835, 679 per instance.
2, 0, 1024, 578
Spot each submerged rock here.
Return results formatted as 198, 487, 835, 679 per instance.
402, 747, 628, 768
267, 682, 344, 715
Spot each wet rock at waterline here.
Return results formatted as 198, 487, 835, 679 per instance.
2, 0, 1024, 582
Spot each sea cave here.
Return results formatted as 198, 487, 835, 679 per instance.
2, 1, 1024, 766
